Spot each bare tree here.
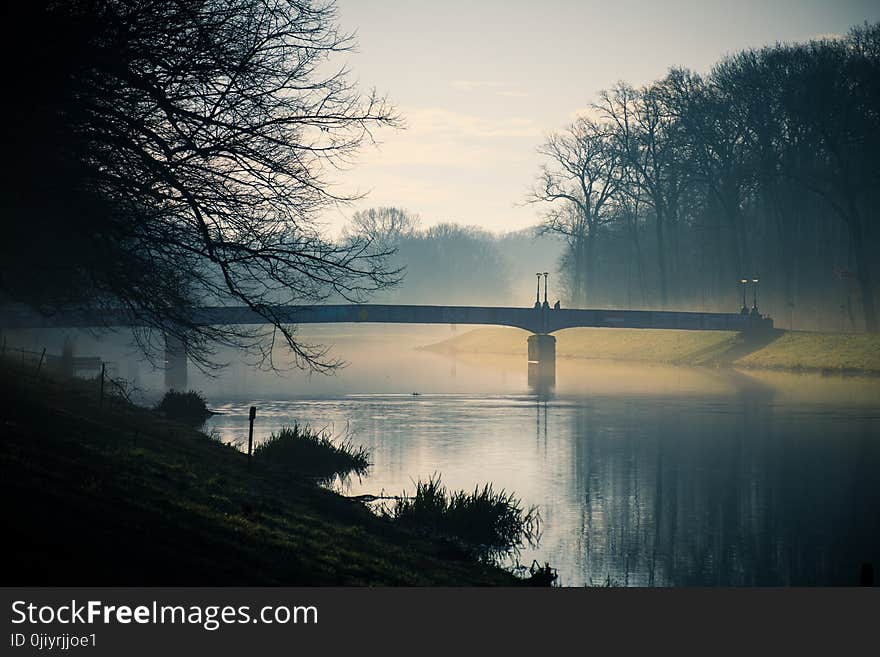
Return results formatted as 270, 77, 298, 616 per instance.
596, 81, 686, 306
529, 118, 622, 307
0, 0, 402, 372
773, 29, 880, 331
660, 67, 758, 286
525, 22, 879, 328
342, 207, 421, 248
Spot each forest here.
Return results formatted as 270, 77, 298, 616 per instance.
347, 24, 880, 333
529, 22, 880, 332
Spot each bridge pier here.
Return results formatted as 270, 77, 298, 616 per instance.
164, 333, 188, 391
527, 333, 556, 391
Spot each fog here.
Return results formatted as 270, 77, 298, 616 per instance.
9, 323, 880, 408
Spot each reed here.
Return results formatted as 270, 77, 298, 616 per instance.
254, 425, 371, 482
154, 390, 213, 425
384, 474, 540, 559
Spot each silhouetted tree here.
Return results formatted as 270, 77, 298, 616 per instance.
343, 214, 513, 305
773, 28, 880, 331
529, 118, 622, 307
0, 0, 400, 371
531, 23, 880, 329
597, 81, 687, 305
342, 207, 421, 248
398, 223, 512, 304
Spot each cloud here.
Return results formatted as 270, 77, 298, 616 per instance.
357, 137, 496, 169
451, 80, 529, 98
326, 105, 548, 233
450, 80, 505, 91
567, 105, 605, 122
810, 32, 846, 42
404, 107, 541, 139
343, 105, 543, 171
348, 170, 455, 205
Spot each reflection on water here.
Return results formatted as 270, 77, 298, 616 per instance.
203, 331, 880, 586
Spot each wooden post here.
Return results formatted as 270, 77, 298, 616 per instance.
100, 363, 106, 407
248, 405, 257, 466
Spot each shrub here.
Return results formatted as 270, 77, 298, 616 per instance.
516, 561, 559, 587
253, 425, 370, 482
383, 474, 540, 560
155, 390, 213, 425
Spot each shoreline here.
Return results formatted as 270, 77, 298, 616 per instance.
421, 327, 880, 377
0, 359, 519, 586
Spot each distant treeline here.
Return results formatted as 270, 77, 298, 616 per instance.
530, 23, 880, 332
341, 208, 563, 306
346, 24, 879, 332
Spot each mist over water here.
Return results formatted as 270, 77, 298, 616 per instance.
9, 323, 880, 585
196, 327, 880, 586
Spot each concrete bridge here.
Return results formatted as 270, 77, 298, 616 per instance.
0, 303, 772, 334
1, 303, 773, 390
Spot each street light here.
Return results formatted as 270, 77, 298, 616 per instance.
739, 278, 749, 314
751, 277, 760, 316
535, 273, 541, 308
542, 272, 549, 308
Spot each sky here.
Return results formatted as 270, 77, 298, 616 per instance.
322, 0, 880, 237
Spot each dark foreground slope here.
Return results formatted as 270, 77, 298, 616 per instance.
0, 361, 515, 585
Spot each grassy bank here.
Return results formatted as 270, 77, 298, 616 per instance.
0, 360, 516, 585
423, 327, 880, 375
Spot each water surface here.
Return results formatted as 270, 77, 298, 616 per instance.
202, 329, 880, 586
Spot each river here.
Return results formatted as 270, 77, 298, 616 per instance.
200, 327, 880, 586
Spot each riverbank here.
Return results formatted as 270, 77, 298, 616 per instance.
0, 359, 517, 585
422, 327, 880, 375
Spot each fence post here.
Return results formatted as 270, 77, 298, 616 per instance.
36, 347, 46, 374
100, 363, 106, 407
248, 406, 257, 466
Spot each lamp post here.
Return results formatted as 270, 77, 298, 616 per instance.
751, 277, 760, 316
740, 278, 749, 314
535, 273, 541, 308
542, 272, 549, 308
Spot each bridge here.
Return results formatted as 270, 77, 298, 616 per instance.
0, 303, 771, 334
1, 302, 774, 390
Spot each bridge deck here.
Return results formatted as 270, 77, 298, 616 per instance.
1, 304, 771, 333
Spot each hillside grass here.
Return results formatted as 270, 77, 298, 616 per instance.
735, 331, 880, 372
423, 327, 880, 374
0, 359, 516, 585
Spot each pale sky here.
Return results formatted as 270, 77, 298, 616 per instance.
323, 0, 880, 236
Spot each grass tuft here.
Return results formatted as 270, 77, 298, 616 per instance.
254, 425, 371, 483
383, 474, 540, 560
155, 390, 213, 425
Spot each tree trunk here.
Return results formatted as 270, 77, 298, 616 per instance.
847, 214, 878, 332
570, 233, 588, 308
628, 214, 648, 306
655, 208, 669, 307
584, 228, 597, 307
